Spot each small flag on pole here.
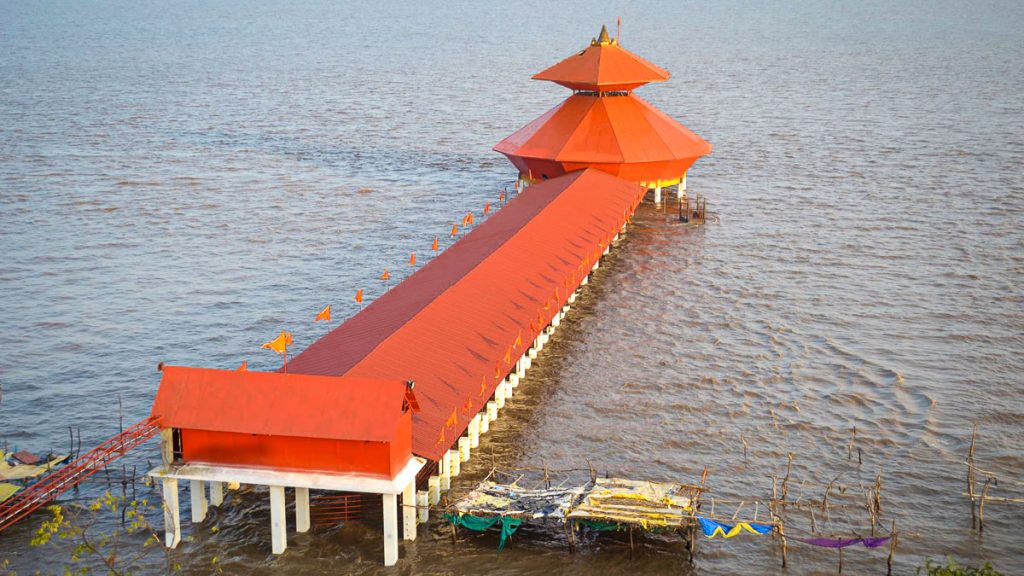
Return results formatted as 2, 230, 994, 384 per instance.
261, 330, 292, 354
446, 408, 458, 428
514, 331, 522, 349
409, 252, 416, 266
315, 305, 331, 322
432, 237, 439, 252
451, 223, 458, 237
380, 268, 390, 281
237, 360, 248, 371
483, 202, 490, 215
355, 289, 363, 303
503, 347, 512, 364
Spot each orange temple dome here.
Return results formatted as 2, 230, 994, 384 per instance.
495, 26, 711, 187
531, 25, 670, 92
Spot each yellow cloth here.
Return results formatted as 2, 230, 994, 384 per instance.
0, 482, 20, 503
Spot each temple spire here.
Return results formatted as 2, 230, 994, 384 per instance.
594, 25, 613, 46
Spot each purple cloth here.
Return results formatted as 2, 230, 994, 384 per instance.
791, 536, 891, 548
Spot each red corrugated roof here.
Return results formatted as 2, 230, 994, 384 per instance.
532, 32, 670, 92
288, 169, 643, 460
150, 366, 413, 443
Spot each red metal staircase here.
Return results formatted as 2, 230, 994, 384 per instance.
0, 416, 161, 533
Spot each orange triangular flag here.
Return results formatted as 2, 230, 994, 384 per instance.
466, 212, 474, 225
261, 330, 289, 354
380, 268, 390, 281
409, 252, 416, 266
483, 202, 490, 215
435, 428, 445, 447
451, 223, 458, 237
237, 360, 248, 371
479, 376, 487, 397
355, 289, 363, 303
315, 305, 331, 322
514, 331, 522, 349
530, 319, 538, 332
503, 347, 511, 365
432, 237, 439, 251
462, 397, 474, 414
495, 360, 502, 379
500, 190, 507, 203
446, 408, 457, 428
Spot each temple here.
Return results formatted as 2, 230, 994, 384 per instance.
495, 25, 712, 200
147, 25, 710, 567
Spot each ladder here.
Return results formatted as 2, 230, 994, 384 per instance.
0, 416, 161, 533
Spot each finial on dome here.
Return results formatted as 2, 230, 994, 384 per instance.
592, 25, 613, 46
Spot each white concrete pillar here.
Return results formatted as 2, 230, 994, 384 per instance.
458, 436, 471, 463
403, 480, 417, 541
582, 274, 589, 286
440, 452, 451, 491
516, 357, 526, 379
295, 487, 310, 533
603, 246, 610, 256
495, 381, 506, 409
190, 480, 207, 523
654, 185, 662, 203
487, 401, 498, 423
592, 261, 600, 271
680, 172, 687, 192
428, 476, 441, 505
505, 379, 515, 400
569, 292, 577, 304
161, 478, 181, 549
417, 490, 429, 524
478, 409, 490, 433
523, 355, 532, 371
209, 481, 224, 507
269, 485, 287, 555
613, 233, 620, 242
448, 448, 461, 477
541, 330, 550, 345
383, 493, 399, 566
535, 335, 543, 351
529, 346, 538, 359
508, 373, 519, 390
552, 314, 561, 328
469, 414, 481, 448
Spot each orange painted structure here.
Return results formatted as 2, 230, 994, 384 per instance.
494, 26, 711, 187
151, 366, 417, 477
288, 168, 643, 460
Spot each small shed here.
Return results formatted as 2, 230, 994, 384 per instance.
148, 365, 423, 566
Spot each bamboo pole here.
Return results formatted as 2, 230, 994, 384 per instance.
886, 520, 897, 576
781, 453, 794, 501
979, 477, 992, 533
968, 423, 978, 528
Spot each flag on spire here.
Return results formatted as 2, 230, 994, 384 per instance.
409, 252, 416, 266
237, 360, 248, 371
483, 202, 490, 215
315, 304, 331, 322
503, 347, 512, 364
514, 331, 522, 349
451, 223, 458, 237
380, 268, 390, 281
355, 289, 363, 303
432, 237, 439, 251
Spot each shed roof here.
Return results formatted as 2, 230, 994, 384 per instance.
288, 168, 643, 460
151, 366, 413, 443
532, 28, 670, 92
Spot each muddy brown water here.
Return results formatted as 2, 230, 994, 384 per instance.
2, 0, 1023, 573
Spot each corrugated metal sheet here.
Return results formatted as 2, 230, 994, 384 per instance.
151, 366, 411, 443
532, 37, 670, 92
288, 169, 643, 460
494, 93, 712, 184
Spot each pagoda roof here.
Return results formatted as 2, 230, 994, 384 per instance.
532, 26, 670, 92
494, 93, 711, 166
